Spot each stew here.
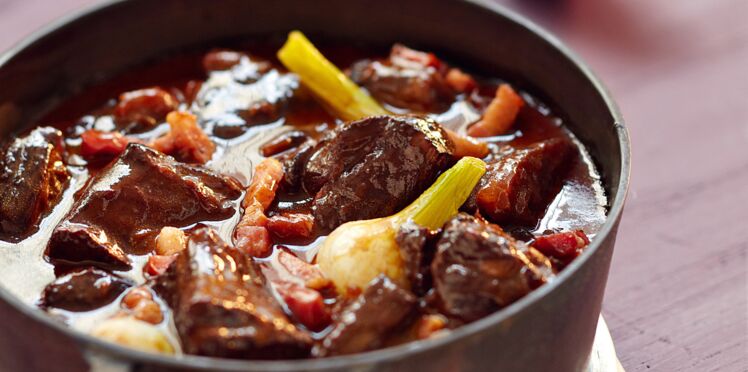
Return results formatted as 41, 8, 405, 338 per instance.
0, 32, 607, 359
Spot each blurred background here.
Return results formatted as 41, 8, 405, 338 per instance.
0, 0, 746, 370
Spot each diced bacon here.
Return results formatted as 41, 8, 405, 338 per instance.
243, 158, 284, 209
235, 225, 272, 258
390, 44, 442, 69
267, 213, 314, 239
150, 111, 215, 164
276, 250, 329, 288
444, 128, 489, 158
234, 158, 286, 257
238, 200, 269, 227
144, 254, 177, 277
445, 68, 477, 93
80, 130, 131, 159
261, 250, 332, 331
114, 87, 177, 126
532, 230, 590, 260
277, 284, 331, 331
121, 286, 163, 325
468, 84, 524, 137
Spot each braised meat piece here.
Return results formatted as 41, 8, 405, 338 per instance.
396, 221, 436, 296
193, 51, 298, 138
315, 275, 416, 357
431, 214, 553, 323
303, 116, 454, 230
350, 44, 456, 112
154, 227, 312, 359
40, 267, 131, 312
46, 144, 241, 270
0, 127, 70, 242
475, 138, 574, 225
277, 140, 316, 191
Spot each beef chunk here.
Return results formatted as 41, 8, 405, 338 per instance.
431, 214, 553, 322
40, 267, 131, 312
396, 221, 436, 296
194, 52, 298, 138
0, 127, 70, 242
154, 227, 312, 359
47, 144, 241, 270
277, 140, 316, 191
349, 44, 455, 112
475, 138, 574, 225
315, 275, 416, 357
303, 116, 454, 230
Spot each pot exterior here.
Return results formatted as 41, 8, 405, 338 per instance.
0, 1, 628, 371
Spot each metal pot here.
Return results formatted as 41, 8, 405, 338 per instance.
0, 0, 630, 371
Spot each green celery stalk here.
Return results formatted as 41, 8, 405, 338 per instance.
277, 31, 388, 121
393, 156, 486, 229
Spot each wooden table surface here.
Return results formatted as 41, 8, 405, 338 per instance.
0, 0, 746, 371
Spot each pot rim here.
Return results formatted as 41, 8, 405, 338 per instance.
0, 0, 630, 369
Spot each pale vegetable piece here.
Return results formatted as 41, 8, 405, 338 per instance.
317, 157, 486, 293
277, 31, 388, 121
91, 317, 174, 354
155, 227, 186, 256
